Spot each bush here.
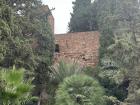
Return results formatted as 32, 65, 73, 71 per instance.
0, 66, 37, 105
82, 66, 100, 78
55, 74, 106, 105
48, 60, 83, 105
98, 68, 128, 101
83, 65, 129, 103
50, 60, 83, 83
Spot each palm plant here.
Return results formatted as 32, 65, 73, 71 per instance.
50, 60, 83, 83
47, 60, 83, 105
0, 66, 37, 105
55, 74, 106, 105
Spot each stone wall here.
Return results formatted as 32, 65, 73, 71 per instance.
44, 5, 100, 67
54, 31, 100, 67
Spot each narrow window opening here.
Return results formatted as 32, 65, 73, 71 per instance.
55, 44, 60, 53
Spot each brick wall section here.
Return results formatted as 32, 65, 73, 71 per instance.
54, 31, 100, 67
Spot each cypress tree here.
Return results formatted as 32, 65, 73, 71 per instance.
0, 0, 54, 104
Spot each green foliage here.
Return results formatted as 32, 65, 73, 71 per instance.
83, 65, 128, 103
98, 68, 129, 101
47, 60, 83, 105
0, 0, 37, 70
0, 0, 55, 105
50, 60, 83, 83
0, 67, 37, 105
108, 33, 140, 104
69, 0, 140, 104
104, 96, 121, 105
96, 0, 140, 63
98, 57, 129, 102
55, 74, 106, 105
108, 34, 140, 70
69, 0, 98, 32
96, 0, 140, 104
82, 66, 100, 78
96, 0, 118, 61
99, 58, 126, 85
69, 0, 140, 62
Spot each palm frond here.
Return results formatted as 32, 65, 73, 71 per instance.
50, 60, 83, 83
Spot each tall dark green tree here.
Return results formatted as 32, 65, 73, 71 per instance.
32, 7, 54, 105
69, 0, 140, 104
108, 32, 140, 105
107, 1, 140, 104
95, 0, 140, 63
114, 0, 140, 44
98, 0, 140, 104
0, 0, 54, 105
0, 0, 36, 70
69, 0, 98, 32
96, 0, 118, 60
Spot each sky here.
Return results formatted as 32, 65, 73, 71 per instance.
42, 0, 75, 34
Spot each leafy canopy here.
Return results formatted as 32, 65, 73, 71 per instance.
0, 67, 37, 105
55, 74, 106, 105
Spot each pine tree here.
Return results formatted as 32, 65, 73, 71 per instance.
115, 0, 140, 44
69, 0, 98, 32
95, 0, 118, 61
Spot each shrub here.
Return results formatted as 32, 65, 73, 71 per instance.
98, 68, 129, 101
82, 66, 100, 78
55, 74, 106, 105
50, 60, 83, 83
48, 60, 83, 105
0, 66, 37, 105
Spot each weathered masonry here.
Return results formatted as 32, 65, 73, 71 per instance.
45, 5, 100, 67
54, 31, 100, 67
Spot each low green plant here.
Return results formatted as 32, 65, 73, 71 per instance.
83, 65, 128, 103
55, 74, 106, 105
0, 66, 37, 105
50, 60, 83, 83
47, 60, 83, 105
98, 67, 129, 102
82, 66, 100, 78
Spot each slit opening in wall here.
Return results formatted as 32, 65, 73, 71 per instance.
55, 44, 60, 53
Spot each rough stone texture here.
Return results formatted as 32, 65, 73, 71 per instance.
54, 31, 100, 67
44, 6, 100, 67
